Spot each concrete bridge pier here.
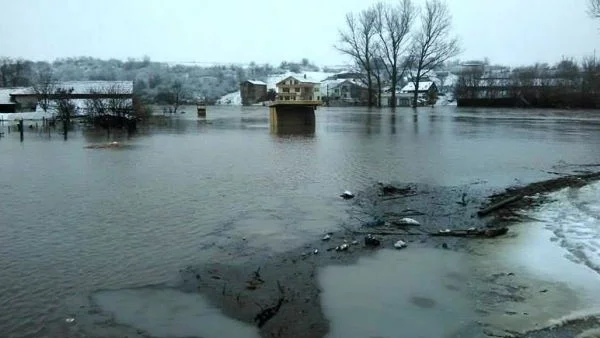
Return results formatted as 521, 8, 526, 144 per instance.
269, 101, 319, 134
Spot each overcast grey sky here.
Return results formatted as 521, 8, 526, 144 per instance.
0, 0, 598, 66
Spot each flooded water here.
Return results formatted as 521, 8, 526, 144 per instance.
93, 288, 260, 338
1, 106, 600, 337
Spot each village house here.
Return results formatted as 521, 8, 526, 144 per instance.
240, 80, 267, 105
7, 81, 133, 115
399, 81, 438, 106
276, 75, 321, 102
322, 79, 369, 105
381, 87, 413, 107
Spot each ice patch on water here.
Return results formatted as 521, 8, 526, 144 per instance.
93, 287, 259, 338
545, 308, 600, 328
528, 182, 600, 273
577, 328, 600, 338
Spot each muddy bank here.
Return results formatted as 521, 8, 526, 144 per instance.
176, 183, 501, 337
81, 172, 600, 338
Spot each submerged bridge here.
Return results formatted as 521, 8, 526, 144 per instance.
268, 100, 321, 134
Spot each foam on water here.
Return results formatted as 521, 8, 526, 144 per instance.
532, 182, 600, 273
92, 288, 260, 338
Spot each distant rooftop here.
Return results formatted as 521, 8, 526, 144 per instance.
10, 81, 133, 96
244, 80, 267, 86
401, 81, 435, 92
0, 88, 24, 104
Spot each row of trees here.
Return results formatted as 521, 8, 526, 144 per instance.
337, 0, 460, 107
455, 57, 600, 108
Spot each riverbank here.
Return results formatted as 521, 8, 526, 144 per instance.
73, 172, 600, 338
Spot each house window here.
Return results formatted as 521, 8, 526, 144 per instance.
283, 88, 289, 93
295, 88, 300, 93
317, 96, 320, 100
313, 88, 319, 92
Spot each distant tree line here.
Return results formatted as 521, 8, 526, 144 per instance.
455, 58, 600, 108
0, 56, 321, 106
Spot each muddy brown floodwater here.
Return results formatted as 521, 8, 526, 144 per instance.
2, 106, 600, 337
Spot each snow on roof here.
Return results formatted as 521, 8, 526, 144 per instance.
10, 81, 133, 96
0, 111, 53, 121
36, 98, 133, 115
0, 88, 20, 104
245, 80, 267, 86
401, 81, 435, 92
276, 75, 321, 85
321, 79, 345, 87
322, 78, 366, 89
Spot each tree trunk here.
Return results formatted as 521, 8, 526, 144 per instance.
367, 72, 374, 107
376, 74, 382, 108
412, 73, 421, 108
390, 68, 397, 108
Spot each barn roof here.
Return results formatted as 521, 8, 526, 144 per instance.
401, 81, 435, 92
9, 81, 133, 96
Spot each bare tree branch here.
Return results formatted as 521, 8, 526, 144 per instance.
409, 0, 460, 107
375, 0, 415, 107
32, 67, 56, 112
336, 7, 378, 106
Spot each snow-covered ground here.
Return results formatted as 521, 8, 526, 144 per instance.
0, 111, 53, 121
216, 91, 243, 105
216, 71, 337, 105
530, 182, 600, 273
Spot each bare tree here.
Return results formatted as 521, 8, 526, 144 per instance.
337, 7, 378, 106
371, 55, 386, 107
106, 84, 133, 117
408, 0, 460, 107
53, 88, 75, 139
168, 81, 185, 114
375, 0, 415, 107
589, 0, 600, 18
32, 66, 56, 112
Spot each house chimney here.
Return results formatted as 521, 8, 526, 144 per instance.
304, 74, 307, 79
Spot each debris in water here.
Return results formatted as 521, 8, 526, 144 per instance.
65, 317, 75, 323
394, 240, 407, 249
322, 234, 332, 241
351, 240, 359, 245
397, 218, 420, 226
335, 243, 349, 252
364, 218, 385, 227
432, 227, 509, 238
364, 234, 381, 247
340, 190, 355, 199
313, 249, 319, 255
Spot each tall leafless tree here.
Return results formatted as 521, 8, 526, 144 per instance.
337, 7, 378, 106
375, 0, 415, 107
168, 81, 185, 114
408, 0, 460, 107
53, 87, 75, 140
32, 66, 56, 112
